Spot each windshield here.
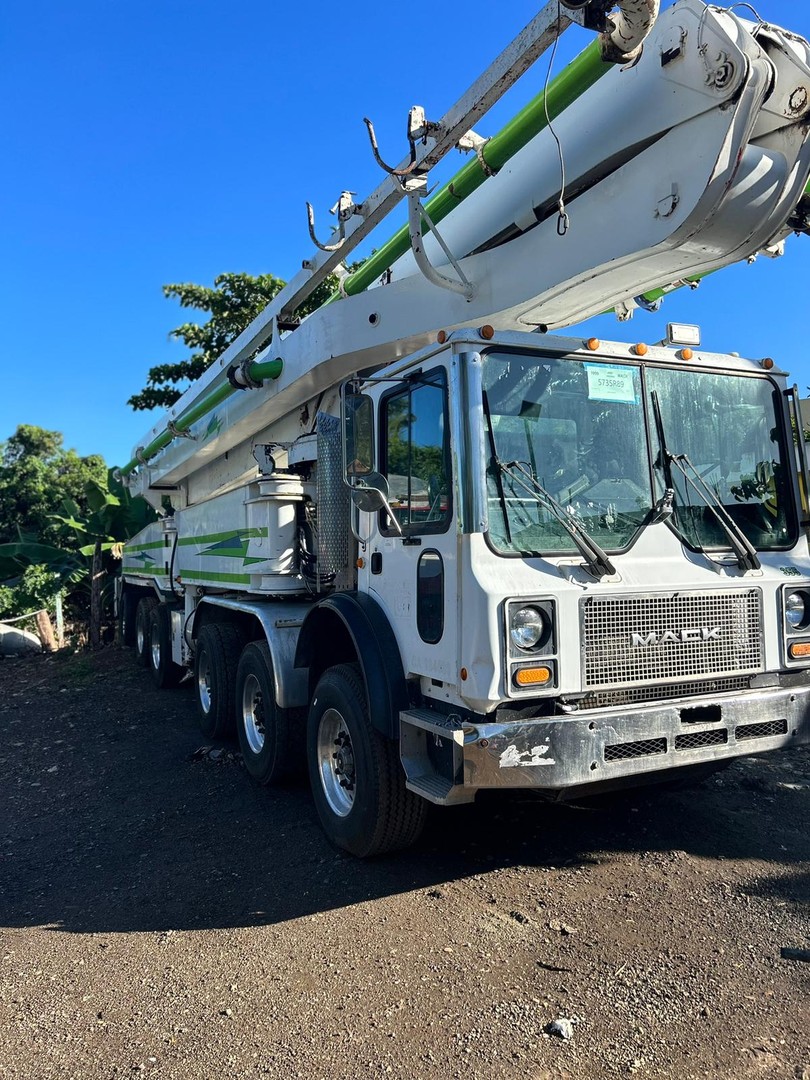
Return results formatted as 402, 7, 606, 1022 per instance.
647, 367, 796, 552
482, 350, 797, 558
483, 351, 653, 555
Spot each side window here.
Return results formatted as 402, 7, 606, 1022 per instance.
381, 372, 451, 534
417, 551, 444, 643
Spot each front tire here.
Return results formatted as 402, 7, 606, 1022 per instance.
307, 663, 427, 857
148, 604, 183, 689
193, 622, 244, 738
235, 642, 302, 785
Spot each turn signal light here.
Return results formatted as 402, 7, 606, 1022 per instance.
761, 357, 775, 370
633, 343, 649, 356
586, 338, 600, 351
789, 642, 810, 660
514, 666, 552, 687
480, 325, 495, 340
437, 330, 448, 344
679, 348, 694, 361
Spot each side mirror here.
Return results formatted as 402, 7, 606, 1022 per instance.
350, 471, 389, 512
343, 389, 375, 479
349, 471, 403, 537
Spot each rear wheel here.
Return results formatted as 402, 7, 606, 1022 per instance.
193, 622, 244, 738
307, 663, 427, 857
134, 596, 158, 667
235, 641, 302, 784
119, 589, 139, 648
148, 603, 183, 689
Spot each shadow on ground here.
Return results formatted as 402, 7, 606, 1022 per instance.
1, 649, 808, 935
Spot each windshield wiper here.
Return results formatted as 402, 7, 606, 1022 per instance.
482, 391, 512, 545
650, 391, 761, 572
498, 458, 616, 578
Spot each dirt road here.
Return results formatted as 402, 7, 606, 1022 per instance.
1, 648, 808, 1079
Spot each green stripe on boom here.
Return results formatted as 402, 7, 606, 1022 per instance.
119, 361, 282, 476
332, 41, 608, 301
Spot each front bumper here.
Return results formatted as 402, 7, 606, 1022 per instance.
463, 682, 810, 790
400, 677, 810, 804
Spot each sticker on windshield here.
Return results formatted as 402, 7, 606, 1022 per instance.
585, 364, 637, 404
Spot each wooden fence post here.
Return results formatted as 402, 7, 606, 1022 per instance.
90, 540, 103, 649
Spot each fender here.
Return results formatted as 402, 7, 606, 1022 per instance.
295, 592, 408, 740
192, 595, 312, 710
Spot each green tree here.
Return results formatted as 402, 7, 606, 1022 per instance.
0, 426, 107, 544
0, 468, 157, 641
128, 271, 336, 411
0, 564, 63, 622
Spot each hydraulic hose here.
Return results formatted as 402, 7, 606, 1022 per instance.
600, 0, 660, 63
331, 2, 660, 304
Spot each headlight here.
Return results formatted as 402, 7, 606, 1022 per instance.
785, 591, 807, 630
510, 606, 546, 651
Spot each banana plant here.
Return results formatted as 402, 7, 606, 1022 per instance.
0, 470, 156, 644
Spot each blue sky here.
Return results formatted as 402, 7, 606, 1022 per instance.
2, 0, 809, 468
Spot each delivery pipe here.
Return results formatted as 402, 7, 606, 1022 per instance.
333, 2, 659, 302
118, 357, 283, 477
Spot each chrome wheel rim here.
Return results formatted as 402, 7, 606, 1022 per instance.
197, 649, 212, 714
136, 620, 145, 654
151, 635, 161, 670
241, 673, 265, 755
316, 708, 355, 818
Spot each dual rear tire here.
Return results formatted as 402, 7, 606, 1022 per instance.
147, 603, 183, 688
191, 629, 300, 783
134, 596, 158, 668
194, 623, 245, 739
190, 628, 426, 856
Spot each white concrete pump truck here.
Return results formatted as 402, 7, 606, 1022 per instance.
117, 0, 810, 855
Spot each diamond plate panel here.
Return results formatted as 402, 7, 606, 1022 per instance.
316, 412, 351, 582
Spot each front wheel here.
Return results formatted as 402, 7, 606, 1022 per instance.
307, 663, 427, 857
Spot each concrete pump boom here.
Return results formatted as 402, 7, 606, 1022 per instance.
123, 1, 809, 494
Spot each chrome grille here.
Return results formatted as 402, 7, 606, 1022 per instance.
736, 718, 788, 741
581, 590, 763, 691
604, 737, 667, 762
674, 729, 728, 752
579, 676, 750, 711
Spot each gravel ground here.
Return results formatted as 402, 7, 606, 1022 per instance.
0, 648, 808, 1079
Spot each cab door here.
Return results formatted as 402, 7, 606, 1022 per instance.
364, 365, 458, 686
